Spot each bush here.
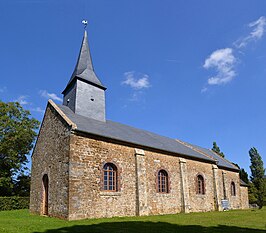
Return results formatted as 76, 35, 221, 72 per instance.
0, 197, 29, 211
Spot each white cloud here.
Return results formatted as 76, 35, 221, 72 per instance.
13, 94, 44, 114
201, 87, 208, 93
235, 16, 266, 48
39, 90, 62, 102
122, 71, 151, 90
202, 16, 265, 92
14, 95, 30, 105
31, 107, 45, 114
249, 16, 266, 39
203, 48, 236, 85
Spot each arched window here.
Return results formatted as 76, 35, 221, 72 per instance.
158, 170, 169, 193
196, 174, 205, 195
231, 181, 236, 196
103, 163, 117, 191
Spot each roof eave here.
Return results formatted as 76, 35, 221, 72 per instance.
62, 76, 107, 94
217, 164, 240, 172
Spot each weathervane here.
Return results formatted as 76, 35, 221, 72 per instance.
82, 19, 88, 29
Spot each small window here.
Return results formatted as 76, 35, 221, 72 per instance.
103, 163, 117, 191
158, 170, 169, 193
231, 181, 236, 196
196, 175, 205, 195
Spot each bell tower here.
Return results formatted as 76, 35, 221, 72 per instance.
62, 28, 106, 122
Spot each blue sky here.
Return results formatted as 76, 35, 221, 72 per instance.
0, 0, 265, 175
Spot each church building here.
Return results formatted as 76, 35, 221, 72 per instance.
30, 29, 249, 220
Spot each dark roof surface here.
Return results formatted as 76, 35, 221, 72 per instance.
62, 30, 105, 94
57, 104, 239, 170
57, 104, 238, 170
182, 143, 239, 170
57, 104, 215, 162
240, 179, 249, 186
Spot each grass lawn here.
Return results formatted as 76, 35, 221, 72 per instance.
0, 208, 265, 233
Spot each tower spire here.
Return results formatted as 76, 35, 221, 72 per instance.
62, 23, 106, 122
62, 26, 106, 94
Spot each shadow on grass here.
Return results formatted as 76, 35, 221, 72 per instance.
33, 221, 266, 233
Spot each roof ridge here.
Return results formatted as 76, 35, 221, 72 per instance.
175, 139, 217, 163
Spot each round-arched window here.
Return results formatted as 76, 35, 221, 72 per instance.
158, 170, 169, 193
196, 174, 205, 195
103, 163, 117, 191
231, 181, 236, 196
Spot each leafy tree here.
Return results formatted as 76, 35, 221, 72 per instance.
263, 177, 266, 206
248, 182, 258, 204
249, 147, 265, 208
14, 174, 31, 197
212, 141, 225, 158
0, 101, 39, 196
239, 168, 249, 184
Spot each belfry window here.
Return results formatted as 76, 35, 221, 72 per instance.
103, 163, 117, 191
196, 174, 205, 195
231, 181, 236, 196
158, 170, 169, 193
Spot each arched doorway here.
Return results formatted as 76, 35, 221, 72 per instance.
42, 174, 49, 215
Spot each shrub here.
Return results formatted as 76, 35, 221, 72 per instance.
0, 197, 29, 211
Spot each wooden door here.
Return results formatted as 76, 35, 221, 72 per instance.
42, 174, 49, 215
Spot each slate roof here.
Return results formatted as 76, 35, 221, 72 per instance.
240, 179, 249, 186
62, 30, 106, 94
56, 103, 238, 171
180, 142, 239, 170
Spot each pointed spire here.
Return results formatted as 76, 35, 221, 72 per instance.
75, 30, 94, 72
62, 29, 106, 94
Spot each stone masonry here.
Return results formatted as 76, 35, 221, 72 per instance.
30, 100, 249, 220
30, 101, 72, 219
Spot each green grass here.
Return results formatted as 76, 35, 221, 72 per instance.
0, 208, 265, 233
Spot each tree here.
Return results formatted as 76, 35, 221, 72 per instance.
212, 141, 225, 158
232, 163, 240, 169
0, 101, 39, 196
239, 168, 249, 184
263, 176, 266, 206
248, 182, 258, 204
14, 174, 31, 197
249, 147, 265, 208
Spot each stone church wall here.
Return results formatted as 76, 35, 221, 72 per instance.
68, 135, 137, 220
142, 152, 216, 214
30, 104, 248, 220
217, 169, 242, 209
186, 160, 215, 212
68, 133, 241, 220
30, 104, 71, 219
144, 151, 183, 215
225, 170, 241, 209
240, 186, 249, 209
